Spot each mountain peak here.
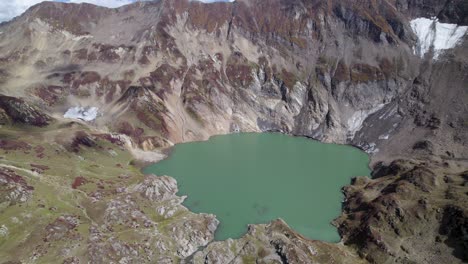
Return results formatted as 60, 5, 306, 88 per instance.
12, 1, 111, 35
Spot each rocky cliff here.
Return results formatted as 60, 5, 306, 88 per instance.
0, 0, 466, 263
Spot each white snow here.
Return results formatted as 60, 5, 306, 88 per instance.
410, 17, 468, 59
64, 107, 99, 121
378, 134, 390, 140
114, 47, 126, 57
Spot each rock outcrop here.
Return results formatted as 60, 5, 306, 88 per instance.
0, 95, 52, 127
0, 167, 34, 206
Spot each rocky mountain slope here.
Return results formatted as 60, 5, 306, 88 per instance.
0, 0, 467, 263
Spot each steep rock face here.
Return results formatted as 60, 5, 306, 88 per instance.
0, 0, 426, 151
0, 95, 52, 127
353, 38, 468, 162
396, 0, 468, 25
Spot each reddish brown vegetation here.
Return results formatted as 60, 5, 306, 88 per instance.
0, 168, 34, 204
44, 215, 80, 241
279, 69, 297, 89
30, 2, 109, 35
71, 131, 96, 152
76, 71, 101, 86
378, 58, 397, 79
0, 95, 52, 127
34, 145, 45, 159
0, 139, 31, 151
71, 176, 88, 189
116, 121, 171, 148
350, 64, 385, 83
34, 85, 64, 106
225, 52, 255, 88
149, 63, 179, 96
116, 121, 144, 140
0, 168, 31, 187
334, 60, 351, 82
30, 164, 50, 171
119, 86, 169, 136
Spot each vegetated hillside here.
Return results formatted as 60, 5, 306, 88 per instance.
0, 0, 466, 263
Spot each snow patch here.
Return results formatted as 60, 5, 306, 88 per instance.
379, 134, 390, 140
64, 107, 99, 121
410, 17, 468, 59
114, 47, 126, 57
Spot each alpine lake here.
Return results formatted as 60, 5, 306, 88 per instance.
144, 133, 370, 242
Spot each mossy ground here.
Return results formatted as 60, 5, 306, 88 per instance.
0, 119, 220, 263
0, 123, 144, 262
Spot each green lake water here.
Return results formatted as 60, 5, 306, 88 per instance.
144, 133, 370, 242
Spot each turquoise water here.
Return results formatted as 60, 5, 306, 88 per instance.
144, 133, 370, 242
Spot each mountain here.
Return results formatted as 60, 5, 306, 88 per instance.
0, 0, 467, 263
